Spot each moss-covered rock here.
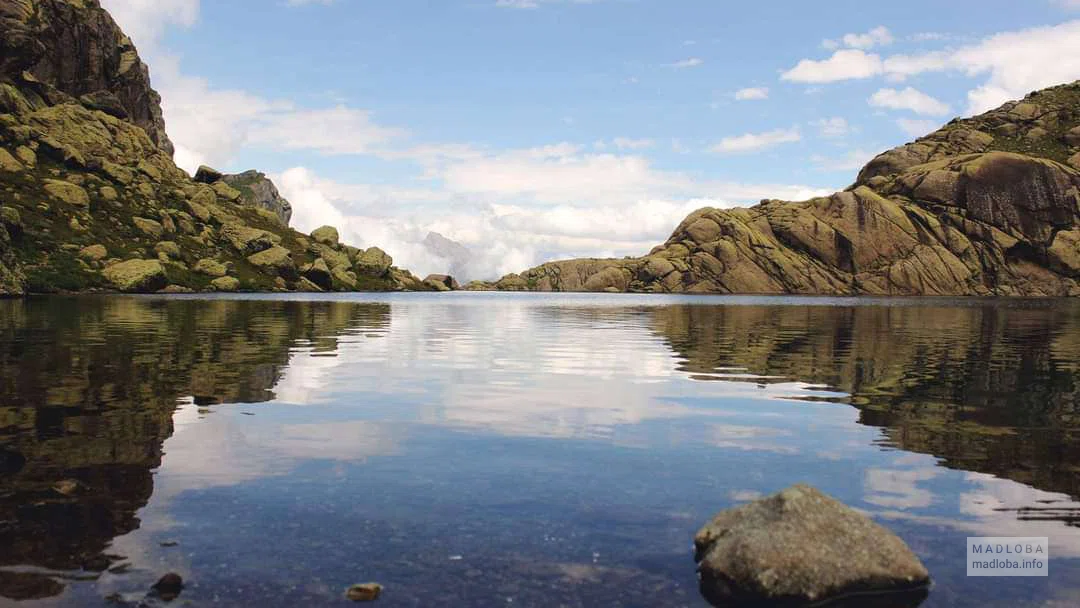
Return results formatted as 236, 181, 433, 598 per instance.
246, 246, 296, 279
355, 246, 392, 276
101, 259, 167, 292
43, 179, 90, 207
311, 225, 340, 246
210, 276, 240, 292
193, 258, 228, 278
78, 244, 108, 262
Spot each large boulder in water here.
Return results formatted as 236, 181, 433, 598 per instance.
694, 485, 930, 608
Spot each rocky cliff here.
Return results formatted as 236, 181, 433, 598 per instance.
0, 0, 427, 295
484, 82, 1080, 296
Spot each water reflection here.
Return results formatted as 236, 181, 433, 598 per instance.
0, 295, 1078, 606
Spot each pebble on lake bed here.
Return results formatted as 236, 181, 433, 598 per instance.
346, 583, 383, 602
151, 573, 184, 601
694, 484, 930, 608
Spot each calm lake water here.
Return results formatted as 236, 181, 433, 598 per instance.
1, 293, 1079, 607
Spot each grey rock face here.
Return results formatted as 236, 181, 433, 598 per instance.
1, 0, 175, 155
694, 485, 930, 608
221, 170, 293, 225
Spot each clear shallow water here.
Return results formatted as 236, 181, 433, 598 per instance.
1, 293, 1079, 607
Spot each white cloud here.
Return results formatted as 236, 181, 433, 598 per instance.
896, 118, 941, 138
668, 58, 704, 69
811, 149, 875, 172
781, 49, 884, 83
797, 21, 1080, 115
99, 0, 199, 50
869, 87, 951, 116
248, 106, 404, 155
734, 87, 769, 100
811, 117, 850, 138
845, 26, 894, 49
822, 26, 894, 51
709, 128, 802, 154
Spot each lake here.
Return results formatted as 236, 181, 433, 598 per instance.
1, 293, 1079, 607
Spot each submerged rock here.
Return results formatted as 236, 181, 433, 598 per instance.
345, 583, 383, 602
694, 485, 930, 608
150, 573, 183, 601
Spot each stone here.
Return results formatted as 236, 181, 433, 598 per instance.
43, 179, 90, 207
194, 165, 224, 183
194, 258, 228, 278
211, 181, 242, 202
78, 244, 108, 262
186, 199, 211, 223
154, 241, 181, 260
99, 185, 118, 201
0, 148, 22, 172
345, 583, 383, 602
210, 276, 240, 292
102, 259, 168, 293
1064, 126, 1080, 147
302, 257, 333, 290
220, 170, 293, 225
694, 485, 930, 607
332, 265, 358, 289
220, 223, 277, 255
1, 206, 21, 238
14, 146, 35, 167
151, 573, 184, 601
423, 274, 459, 291
311, 225, 340, 246
1069, 151, 1080, 171
246, 246, 296, 278
159, 284, 194, 294
355, 247, 392, 275
132, 217, 163, 239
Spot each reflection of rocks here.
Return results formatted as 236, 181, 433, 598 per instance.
694, 485, 930, 608
650, 303, 1080, 499
0, 297, 392, 600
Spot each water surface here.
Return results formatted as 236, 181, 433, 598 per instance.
1, 293, 1079, 606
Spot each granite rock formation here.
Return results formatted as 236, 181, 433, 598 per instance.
0, 0, 426, 295
485, 82, 1080, 296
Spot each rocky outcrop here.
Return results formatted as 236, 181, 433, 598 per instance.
695, 485, 930, 608
490, 81, 1080, 296
0, 0, 428, 295
1, 0, 173, 155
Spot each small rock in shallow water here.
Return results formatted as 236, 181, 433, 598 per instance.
52, 479, 84, 496
159, 540, 179, 547
694, 484, 930, 608
346, 583, 383, 601
151, 573, 183, 601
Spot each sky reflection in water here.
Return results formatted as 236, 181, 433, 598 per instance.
1, 293, 1079, 607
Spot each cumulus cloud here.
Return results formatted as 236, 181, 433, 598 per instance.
869, 87, 951, 116
275, 152, 829, 280
823, 26, 894, 51
709, 128, 802, 154
789, 21, 1080, 115
781, 49, 884, 83
734, 87, 769, 100
99, 0, 199, 50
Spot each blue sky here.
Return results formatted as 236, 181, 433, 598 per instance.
100, 0, 1080, 279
